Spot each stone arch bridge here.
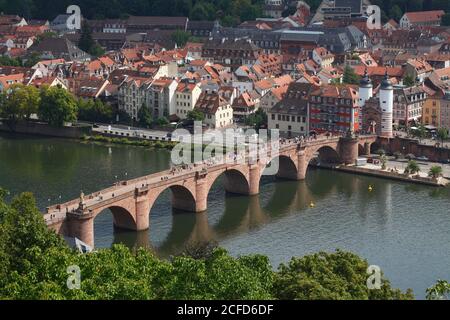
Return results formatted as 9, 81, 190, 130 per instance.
44, 135, 376, 248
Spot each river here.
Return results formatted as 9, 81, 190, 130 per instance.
0, 132, 449, 299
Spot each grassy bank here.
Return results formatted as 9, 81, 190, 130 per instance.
81, 134, 177, 150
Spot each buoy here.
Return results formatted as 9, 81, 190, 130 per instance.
309, 201, 315, 208
368, 185, 373, 192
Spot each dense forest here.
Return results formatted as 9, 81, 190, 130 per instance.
1, 0, 450, 24
0, 0, 265, 25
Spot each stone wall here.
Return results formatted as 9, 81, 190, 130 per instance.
377, 136, 450, 162
0, 120, 92, 139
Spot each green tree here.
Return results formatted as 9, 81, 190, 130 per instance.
426, 280, 450, 300
428, 165, 443, 179
0, 84, 39, 125
78, 98, 113, 123
137, 103, 153, 128
412, 124, 427, 142
380, 154, 388, 170
187, 109, 205, 121
442, 14, 450, 26
245, 109, 267, 130
407, 0, 423, 12
78, 22, 104, 57
38, 86, 78, 127
389, 5, 403, 21
78, 22, 95, 54
272, 250, 414, 300
156, 117, 169, 126
343, 65, 360, 85
405, 160, 420, 175
403, 74, 415, 87
0, 56, 21, 66
436, 127, 449, 145
171, 29, 191, 47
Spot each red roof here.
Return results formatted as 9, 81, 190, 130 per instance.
404, 10, 445, 23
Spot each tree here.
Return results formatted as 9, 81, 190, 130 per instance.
407, 0, 423, 12
156, 117, 169, 126
187, 109, 205, 121
411, 124, 427, 142
78, 22, 95, 54
428, 166, 443, 179
343, 65, 360, 85
0, 84, 39, 125
389, 5, 403, 22
436, 128, 449, 145
0, 56, 21, 66
403, 74, 415, 87
272, 250, 414, 300
171, 30, 191, 47
442, 14, 450, 27
78, 98, 113, 123
78, 22, 104, 57
245, 109, 267, 130
426, 280, 450, 300
404, 160, 420, 175
380, 154, 388, 170
38, 86, 78, 127
137, 103, 153, 128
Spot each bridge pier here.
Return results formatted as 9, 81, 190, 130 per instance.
195, 176, 208, 212
135, 196, 150, 231
249, 164, 261, 195
68, 213, 94, 248
297, 150, 307, 180
339, 137, 359, 165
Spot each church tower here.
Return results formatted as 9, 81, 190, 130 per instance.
379, 70, 394, 138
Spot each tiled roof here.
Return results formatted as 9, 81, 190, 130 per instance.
404, 10, 445, 23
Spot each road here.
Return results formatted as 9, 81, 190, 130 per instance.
393, 130, 450, 149
361, 155, 450, 179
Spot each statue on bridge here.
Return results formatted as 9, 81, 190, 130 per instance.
78, 191, 86, 210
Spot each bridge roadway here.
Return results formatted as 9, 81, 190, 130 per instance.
44, 134, 377, 247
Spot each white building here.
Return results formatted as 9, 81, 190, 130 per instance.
118, 77, 178, 121
175, 80, 202, 120
195, 92, 234, 128
267, 83, 310, 137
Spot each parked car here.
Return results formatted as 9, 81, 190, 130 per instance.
416, 156, 429, 161
439, 159, 450, 164
367, 157, 380, 165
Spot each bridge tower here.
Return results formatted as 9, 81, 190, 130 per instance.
380, 70, 394, 138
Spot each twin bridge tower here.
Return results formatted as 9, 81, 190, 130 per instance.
45, 135, 377, 248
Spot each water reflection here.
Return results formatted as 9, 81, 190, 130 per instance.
107, 168, 404, 257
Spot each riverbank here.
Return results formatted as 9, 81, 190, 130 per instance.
81, 134, 176, 150
315, 163, 449, 187
0, 120, 92, 139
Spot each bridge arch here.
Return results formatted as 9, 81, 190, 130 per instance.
309, 145, 341, 164
261, 154, 299, 180
149, 183, 198, 214
206, 167, 250, 196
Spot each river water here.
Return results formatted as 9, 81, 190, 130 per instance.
1, 132, 449, 299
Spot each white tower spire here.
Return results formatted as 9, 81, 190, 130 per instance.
379, 69, 394, 138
